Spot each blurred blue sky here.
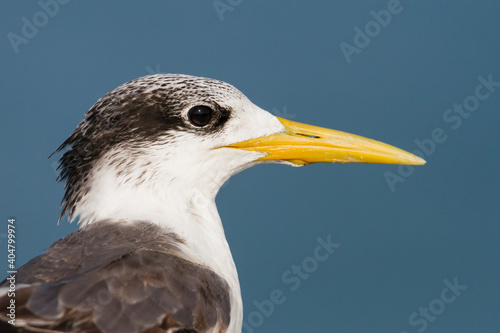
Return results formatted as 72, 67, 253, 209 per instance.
1, 1, 499, 332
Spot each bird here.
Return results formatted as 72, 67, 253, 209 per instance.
0, 74, 425, 333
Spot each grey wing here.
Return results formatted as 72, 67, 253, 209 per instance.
0, 221, 231, 333
0, 250, 230, 333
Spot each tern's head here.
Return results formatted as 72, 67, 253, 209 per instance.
55, 74, 424, 223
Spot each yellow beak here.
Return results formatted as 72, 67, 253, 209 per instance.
222, 117, 426, 166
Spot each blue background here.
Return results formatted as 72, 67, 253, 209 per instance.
1, 1, 499, 332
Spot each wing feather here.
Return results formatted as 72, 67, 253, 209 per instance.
0, 221, 231, 333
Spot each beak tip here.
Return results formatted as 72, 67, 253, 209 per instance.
410, 155, 427, 166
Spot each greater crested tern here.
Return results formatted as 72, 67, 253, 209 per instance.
0, 74, 425, 333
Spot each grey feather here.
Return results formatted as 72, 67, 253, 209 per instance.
0, 220, 231, 333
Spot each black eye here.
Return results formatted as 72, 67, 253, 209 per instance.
187, 105, 214, 127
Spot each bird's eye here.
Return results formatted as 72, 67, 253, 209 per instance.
187, 106, 214, 127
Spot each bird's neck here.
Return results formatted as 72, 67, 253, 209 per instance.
72, 163, 244, 332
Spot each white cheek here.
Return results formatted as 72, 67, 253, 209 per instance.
220, 101, 285, 145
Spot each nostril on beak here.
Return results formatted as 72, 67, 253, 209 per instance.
296, 133, 321, 139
